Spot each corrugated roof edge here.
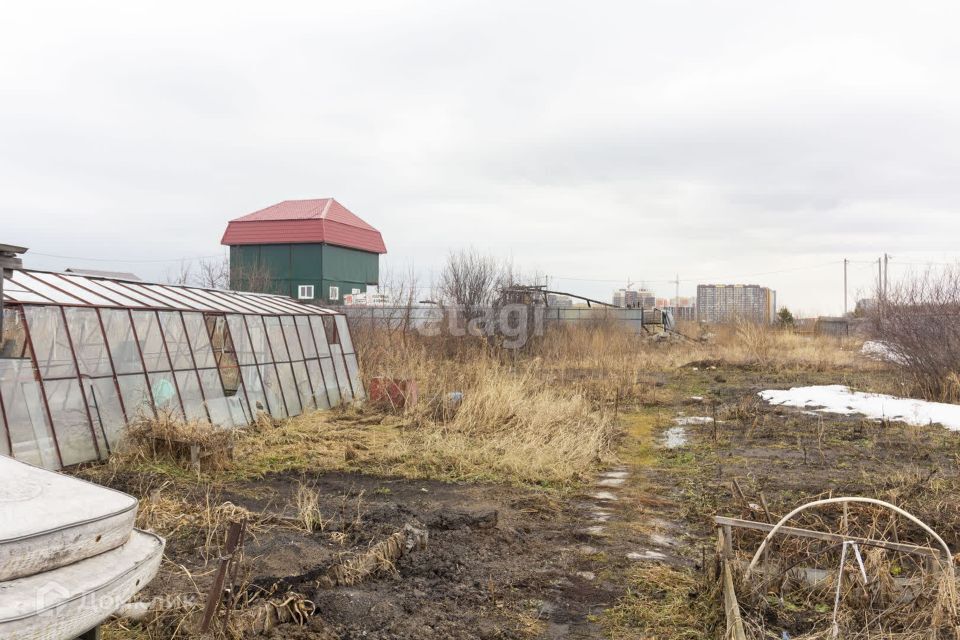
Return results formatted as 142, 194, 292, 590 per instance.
4, 268, 340, 316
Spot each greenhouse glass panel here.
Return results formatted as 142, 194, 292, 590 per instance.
23, 306, 76, 379
132, 311, 171, 372
319, 357, 340, 406
226, 315, 256, 365
160, 311, 193, 370
330, 346, 352, 402
335, 316, 354, 354
291, 360, 315, 411
295, 316, 317, 358
260, 363, 287, 419
281, 316, 304, 361
29, 272, 115, 305
264, 316, 290, 362
276, 362, 301, 416
198, 369, 235, 426
184, 312, 217, 368
117, 373, 153, 420
240, 365, 268, 417
345, 354, 364, 400
148, 371, 181, 417
63, 308, 113, 377
246, 316, 272, 363
0, 358, 59, 468
305, 359, 330, 409
175, 370, 208, 422
101, 309, 144, 374
309, 316, 332, 357
11, 274, 85, 304
44, 378, 99, 465
84, 377, 125, 452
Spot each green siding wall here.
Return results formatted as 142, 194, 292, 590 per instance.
229, 243, 379, 303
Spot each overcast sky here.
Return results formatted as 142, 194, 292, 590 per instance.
3, 1, 959, 315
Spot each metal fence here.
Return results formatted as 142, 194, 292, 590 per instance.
331, 305, 663, 335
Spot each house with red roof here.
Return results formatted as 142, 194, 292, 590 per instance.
221, 199, 386, 303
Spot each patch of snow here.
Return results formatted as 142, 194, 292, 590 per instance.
860, 340, 908, 365
759, 385, 960, 431
689, 395, 704, 401
661, 426, 688, 449
673, 416, 713, 426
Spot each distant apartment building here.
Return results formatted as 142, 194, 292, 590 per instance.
696, 284, 776, 324
613, 288, 655, 309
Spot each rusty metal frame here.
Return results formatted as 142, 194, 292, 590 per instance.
307, 315, 337, 408
240, 314, 287, 418
177, 311, 213, 424
276, 315, 311, 412
57, 306, 104, 460
148, 310, 189, 419
291, 316, 323, 410
321, 316, 350, 402
125, 309, 159, 419
205, 313, 254, 425
93, 307, 130, 432
17, 305, 65, 468
257, 315, 292, 417
0, 373, 13, 455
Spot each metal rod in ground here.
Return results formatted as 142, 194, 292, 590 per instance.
200, 519, 246, 632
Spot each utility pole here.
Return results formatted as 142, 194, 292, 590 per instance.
843, 259, 848, 316
883, 253, 889, 300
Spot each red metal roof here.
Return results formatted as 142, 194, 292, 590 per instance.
221, 198, 387, 254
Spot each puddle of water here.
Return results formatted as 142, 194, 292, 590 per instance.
591, 491, 618, 501
597, 477, 626, 487
601, 470, 630, 479
673, 416, 713, 426
649, 532, 678, 547
661, 426, 688, 449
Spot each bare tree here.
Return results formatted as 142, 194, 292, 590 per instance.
872, 265, 960, 401
163, 261, 193, 286
195, 257, 230, 289
437, 249, 513, 320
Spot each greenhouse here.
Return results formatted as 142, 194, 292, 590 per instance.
0, 268, 363, 470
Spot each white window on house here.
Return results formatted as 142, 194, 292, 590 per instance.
297, 285, 315, 300
351, 288, 361, 295
328, 286, 339, 301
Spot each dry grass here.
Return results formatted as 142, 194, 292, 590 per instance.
120, 409, 235, 472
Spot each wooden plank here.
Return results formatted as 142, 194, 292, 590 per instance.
719, 528, 748, 640
714, 516, 941, 558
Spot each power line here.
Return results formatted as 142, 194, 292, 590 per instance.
28, 251, 225, 264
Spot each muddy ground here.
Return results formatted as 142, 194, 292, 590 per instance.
92, 362, 960, 639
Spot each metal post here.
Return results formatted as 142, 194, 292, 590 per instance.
843, 259, 848, 316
